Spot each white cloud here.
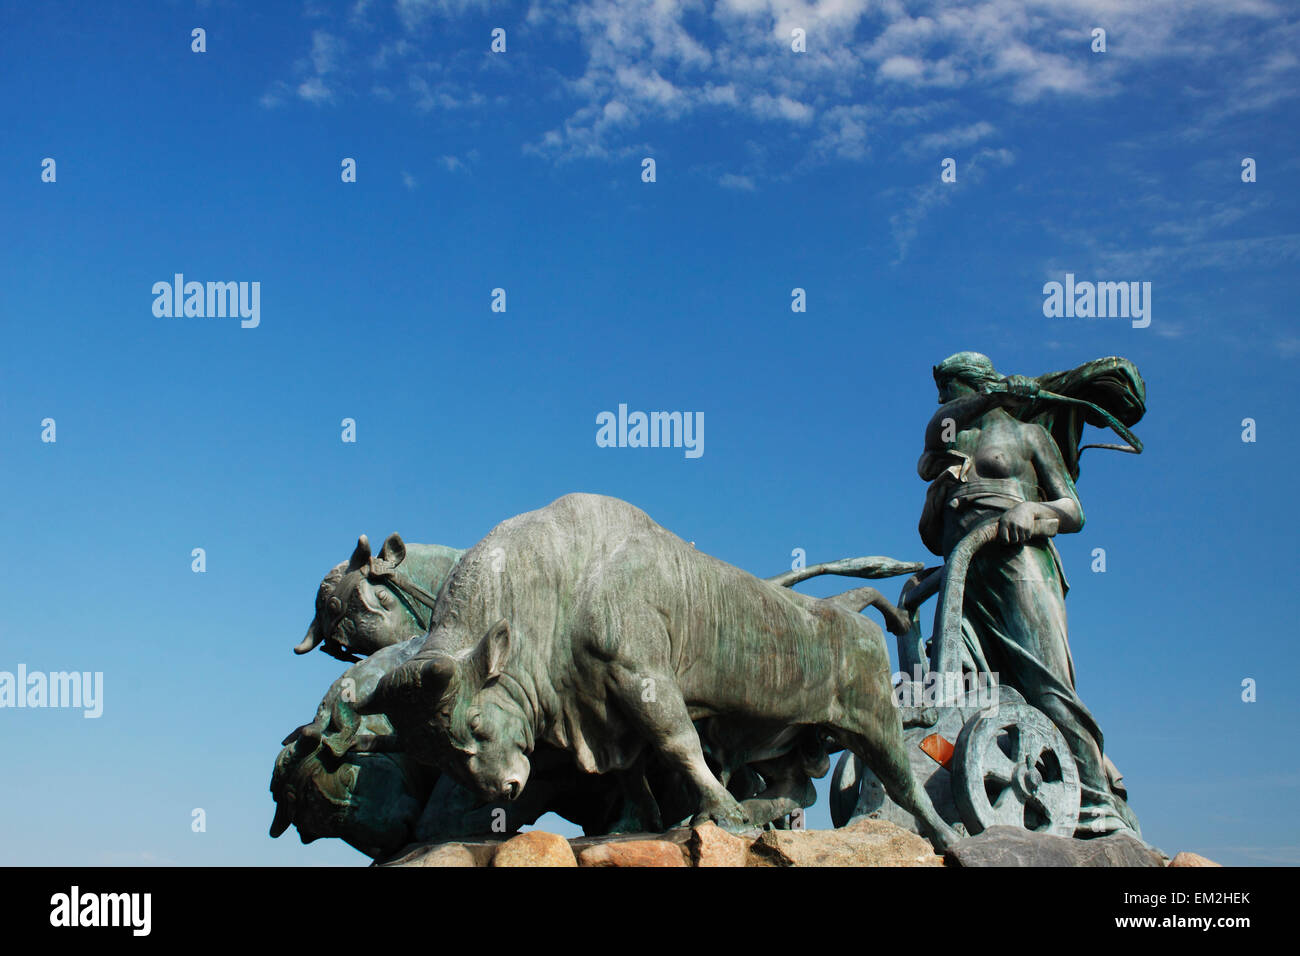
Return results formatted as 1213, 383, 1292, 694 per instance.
515, 0, 1290, 160
810, 103, 874, 160
396, 0, 490, 32
262, 0, 1295, 176
750, 93, 813, 122
909, 121, 996, 155
309, 30, 343, 76
1092, 233, 1300, 275
878, 56, 924, 82
297, 76, 332, 104
888, 146, 1016, 261
408, 73, 482, 112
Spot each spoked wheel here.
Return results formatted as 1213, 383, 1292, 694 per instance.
952, 702, 1080, 837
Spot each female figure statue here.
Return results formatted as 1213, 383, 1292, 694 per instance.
918, 352, 1145, 836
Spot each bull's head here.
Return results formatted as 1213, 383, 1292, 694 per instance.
364, 619, 534, 804
268, 718, 431, 859
295, 533, 423, 662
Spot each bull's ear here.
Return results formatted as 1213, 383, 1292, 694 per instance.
358, 655, 457, 715
472, 619, 511, 685
347, 534, 372, 572
377, 533, 407, 568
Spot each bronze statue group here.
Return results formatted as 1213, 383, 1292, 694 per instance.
270, 353, 1147, 859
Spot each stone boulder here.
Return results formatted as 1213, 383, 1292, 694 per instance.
578, 840, 688, 867
945, 826, 1165, 867
377, 837, 501, 867
689, 823, 750, 867
491, 831, 578, 868
747, 819, 945, 867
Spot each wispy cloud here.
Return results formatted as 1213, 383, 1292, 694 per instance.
1091, 233, 1300, 275
261, 28, 345, 106
907, 121, 996, 156
718, 172, 755, 191
262, 0, 1294, 174
888, 146, 1016, 261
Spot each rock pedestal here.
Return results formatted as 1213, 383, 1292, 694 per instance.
380, 819, 944, 868
378, 819, 1213, 867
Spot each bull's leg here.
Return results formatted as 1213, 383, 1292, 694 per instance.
832, 722, 958, 852
605, 757, 664, 834
832, 660, 959, 850
741, 753, 817, 828
605, 659, 749, 832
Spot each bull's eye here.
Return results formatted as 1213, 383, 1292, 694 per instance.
328, 596, 342, 613
469, 713, 482, 734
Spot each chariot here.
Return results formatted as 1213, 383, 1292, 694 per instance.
830, 514, 1083, 838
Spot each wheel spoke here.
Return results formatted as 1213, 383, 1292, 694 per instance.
984, 745, 1017, 779
1025, 798, 1053, 829
1036, 781, 1062, 802
1015, 727, 1046, 764
991, 786, 1024, 825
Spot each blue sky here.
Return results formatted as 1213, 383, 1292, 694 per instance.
1, 0, 1297, 865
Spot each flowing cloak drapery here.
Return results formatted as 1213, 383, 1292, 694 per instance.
920, 356, 1147, 831
1020, 356, 1147, 481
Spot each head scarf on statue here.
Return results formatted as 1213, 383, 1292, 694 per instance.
931, 352, 1147, 482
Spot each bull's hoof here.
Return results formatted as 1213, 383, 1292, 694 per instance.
692, 802, 750, 833
739, 797, 801, 829
927, 823, 961, 854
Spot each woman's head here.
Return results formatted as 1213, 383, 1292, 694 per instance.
933, 351, 1000, 402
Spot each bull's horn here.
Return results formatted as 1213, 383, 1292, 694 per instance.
269, 798, 295, 838
360, 654, 456, 715
293, 621, 323, 655
347, 534, 372, 572
419, 655, 458, 695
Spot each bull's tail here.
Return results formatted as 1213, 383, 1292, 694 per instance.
767, 555, 923, 589
821, 586, 911, 638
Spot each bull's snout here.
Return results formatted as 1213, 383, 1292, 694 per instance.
502, 778, 523, 801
